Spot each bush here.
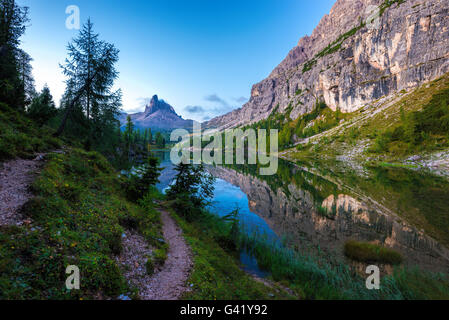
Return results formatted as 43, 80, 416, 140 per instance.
167, 162, 215, 221
344, 240, 403, 265
124, 156, 162, 201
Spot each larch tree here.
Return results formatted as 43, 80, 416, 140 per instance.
57, 18, 121, 143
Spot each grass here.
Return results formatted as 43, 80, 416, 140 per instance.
366, 85, 449, 158
375, 162, 418, 169
0, 102, 62, 161
167, 206, 296, 300
344, 241, 403, 265
167, 197, 449, 300
237, 230, 449, 300
0, 148, 165, 299
286, 73, 449, 162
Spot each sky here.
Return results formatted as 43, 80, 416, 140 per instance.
18, 0, 336, 122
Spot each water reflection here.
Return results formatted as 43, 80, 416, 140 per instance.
151, 151, 449, 273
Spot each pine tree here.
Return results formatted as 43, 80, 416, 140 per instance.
167, 162, 215, 219
0, 0, 30, 109
27, 84, 56, 125
148, 128, 153, 144
57, 19, 121, 139
124, 115, 134, 162
16, 49, 35, 107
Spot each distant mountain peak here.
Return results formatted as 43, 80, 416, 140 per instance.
144, 94, 176, 116
119, 94, 194, 131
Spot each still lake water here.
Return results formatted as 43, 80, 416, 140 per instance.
152, 150, 449, 275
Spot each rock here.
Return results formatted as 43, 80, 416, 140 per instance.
34, 154, 45, 161
205, 0, 449, 130
118, 95, 196, 131
408, 155, 421, 162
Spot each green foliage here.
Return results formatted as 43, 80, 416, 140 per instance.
167, 162, 215, 221
367, 87, 449, 156
302, 22, 363, 73
292, 100, 351, 143
124, 156, 163, 201
238, 231, 449, 300
302, 59, 317, 73
0, 102, 61, 161
379, 0, 406, 17
169, 209, 294, 300
0, 149, 163, 299
153, 248, 167, 266
27, 85, 57, 126
0, 0, 32, 110
57, 18, 121, 153
155, 131, 165, 148
344, 240, 403, 265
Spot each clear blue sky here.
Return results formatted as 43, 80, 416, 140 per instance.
18, 0, 335, 121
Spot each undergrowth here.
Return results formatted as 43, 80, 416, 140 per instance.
0, 102, 61, 161
0, 149, 164, 299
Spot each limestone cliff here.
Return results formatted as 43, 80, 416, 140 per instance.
205, 0, 449, 129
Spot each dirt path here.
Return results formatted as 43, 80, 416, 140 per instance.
0, 154, 46, 226
117, 209, 193, 300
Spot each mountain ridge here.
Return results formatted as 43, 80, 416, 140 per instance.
204, 0, 449, 130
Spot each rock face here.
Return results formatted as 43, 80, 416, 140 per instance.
205, 0, 449, 129
119, 95, 194, 131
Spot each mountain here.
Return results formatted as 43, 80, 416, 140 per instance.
204, 0, 449, 130
119, 95, 194, 131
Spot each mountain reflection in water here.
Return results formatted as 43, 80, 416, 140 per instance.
152, 151, 449, 273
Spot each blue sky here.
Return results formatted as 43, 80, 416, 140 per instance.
18, 0, 335, 121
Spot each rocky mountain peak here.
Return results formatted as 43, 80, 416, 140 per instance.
144, 94, 176, 116
205, 0, 449, 130
120, 95, 194, 131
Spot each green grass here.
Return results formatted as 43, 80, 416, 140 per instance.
167, 198, 449, 300
379, 0, 406, 17
366, 85, 449, 157
375, 162, 418, 169
167, 206, 296, 300
286, 73, 449, 162
237, 230, 449, 300
0, 149, 164, 299
0, 102, 62, 161
344, 241, 403, 265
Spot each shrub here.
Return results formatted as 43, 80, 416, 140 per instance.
124, 156, 163, 201
344, 240, 403, 265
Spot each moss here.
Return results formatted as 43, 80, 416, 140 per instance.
344, 240, 403, 265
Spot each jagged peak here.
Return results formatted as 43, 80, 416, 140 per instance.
144, 95, 177, 116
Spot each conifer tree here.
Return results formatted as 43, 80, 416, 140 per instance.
57, 18, 121, 139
